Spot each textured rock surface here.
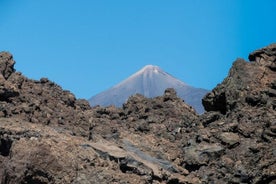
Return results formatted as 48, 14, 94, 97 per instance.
0, 52, 91, 137
0, 52, 15, 80
0, 44, 276, 183
200, 43, 276, 183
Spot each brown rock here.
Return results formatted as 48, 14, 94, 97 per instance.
0, 44, 276, 183
0, 52, 15, 79
248, 43, 276, 70
220, 132, 240, 147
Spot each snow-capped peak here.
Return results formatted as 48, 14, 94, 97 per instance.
142, 65, 160, 71
88, 64, 209, 114
134, 65, 162, 76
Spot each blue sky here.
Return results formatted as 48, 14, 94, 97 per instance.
0, 1, 275, 99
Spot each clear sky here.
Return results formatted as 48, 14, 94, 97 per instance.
0, 1, 275, 99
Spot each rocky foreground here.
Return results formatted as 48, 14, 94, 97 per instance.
0, 44, 275, 184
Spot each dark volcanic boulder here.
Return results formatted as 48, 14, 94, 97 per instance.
0, 52, 19, 103
249, 43, 276, 71
202, 58, 252, 114
203, 43, 276, 114
0, 52, 15, 80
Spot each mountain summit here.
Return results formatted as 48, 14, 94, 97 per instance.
89, 65, 208, 113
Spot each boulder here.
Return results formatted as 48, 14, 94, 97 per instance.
219, 132, 240, 147
248, 43, 276, 70
183, 143, 224, 171
0, 52, 15, 80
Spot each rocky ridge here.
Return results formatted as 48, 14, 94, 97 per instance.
0, 44, 275, 183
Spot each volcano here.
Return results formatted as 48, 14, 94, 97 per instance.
89, 65, 209, 114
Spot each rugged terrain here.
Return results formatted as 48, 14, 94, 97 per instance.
0, 44, 275, 184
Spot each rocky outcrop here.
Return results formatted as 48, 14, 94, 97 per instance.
203, 44, 276, 114
200, 43, 276, 183
0, 44, 276, 183
0, 52, 91, 136
0, 52, 15, 80
249, 43, 276, 71
0, 52, 19, 103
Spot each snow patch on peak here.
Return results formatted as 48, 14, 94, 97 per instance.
143, 65, 159, 69
114, 65, 164, 88
142, 65, 161, 72
137, 65, 162, 76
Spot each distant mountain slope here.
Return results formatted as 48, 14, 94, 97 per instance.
88, 65, 209, 114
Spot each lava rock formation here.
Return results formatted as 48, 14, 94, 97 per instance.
0, 44, 275, 183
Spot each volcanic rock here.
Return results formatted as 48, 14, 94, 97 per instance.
0, 44, 276, 183
200, 43, 276, 183
0, 52, 92, 136
203, 44, 276, 113
219, 132, 240, 147
0, 52, 15, 80
249, 43, 276, 70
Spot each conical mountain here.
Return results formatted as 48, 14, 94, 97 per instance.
89, 65, 209, 114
